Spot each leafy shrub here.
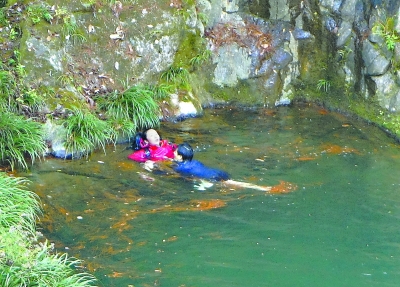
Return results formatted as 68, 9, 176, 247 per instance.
372, 17, 399, 51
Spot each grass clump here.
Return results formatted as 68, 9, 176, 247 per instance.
0, 174, 40, 234
0, 111, 47, 171
189, 49, 212, 67
96, 83, 174, 143
316, 79, 331, 93
149, 83, 174, 100
106, 117, 136, 143
0, 173, 98, 287
0, 7, 9, 27
16, 88, 46, 115
160, 66, 190, 90
8, 27, 19, 40
62, 14, 87, 44
62, 107, 113, 158
53, 7, 86, 45
96, 84, 161, 130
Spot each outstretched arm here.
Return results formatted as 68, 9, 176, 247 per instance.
223, 180, 272, 192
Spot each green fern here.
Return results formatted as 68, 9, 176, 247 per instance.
26, 4, 53, 24
372, 17, 400, 51
316, 79, 331, 93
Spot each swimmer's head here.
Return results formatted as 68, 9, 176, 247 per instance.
144, 129, 161, 146
132, 128, 161, 150
174, 142, 193, 162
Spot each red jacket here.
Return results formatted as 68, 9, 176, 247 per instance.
127, 140, 177, 162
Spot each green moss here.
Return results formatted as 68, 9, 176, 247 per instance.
203, 80, 266, 105
174, 31, 206, 69
183, 0, 195, 6
292, 68, 400, 138
157, 26, 207, 98
7, 0, 19, 5
42, 88, 86, 111
381, 113, 400, 136
163, 28, 210, 99
204, 83, 230, 101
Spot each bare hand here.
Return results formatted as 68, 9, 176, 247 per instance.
143, 160, 155, 171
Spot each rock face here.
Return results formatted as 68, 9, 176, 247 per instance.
8, 0, 400, 116
18, 0, 189, 111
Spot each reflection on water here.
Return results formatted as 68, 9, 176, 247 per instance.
20, 105, 400, 287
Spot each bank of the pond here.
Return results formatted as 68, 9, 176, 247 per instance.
0, 172, 98, 286
293, 98, 400, 144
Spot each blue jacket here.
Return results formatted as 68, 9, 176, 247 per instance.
173, 160, 230, 181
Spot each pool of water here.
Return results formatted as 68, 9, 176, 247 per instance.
19, 105, 400, 287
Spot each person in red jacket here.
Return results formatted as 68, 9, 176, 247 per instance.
127, 129, 177, 165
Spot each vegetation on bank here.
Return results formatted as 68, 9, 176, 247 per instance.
290, 12, 400, 141
372, 16, 400, 51
0, 112, 47, 170
0, 0, 208, 170
1, 0, 400, 172
1, 1, 400, 286
298, 70, 400, 141
0, 79, 169, 169
0, 173, 98, 286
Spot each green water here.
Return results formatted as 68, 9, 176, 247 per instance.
21, 105, 400, 287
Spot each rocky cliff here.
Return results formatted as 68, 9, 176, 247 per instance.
1, 0, 400, 132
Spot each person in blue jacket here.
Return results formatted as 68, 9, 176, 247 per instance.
172, 142, 272, 192
172, 142, 230, 181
